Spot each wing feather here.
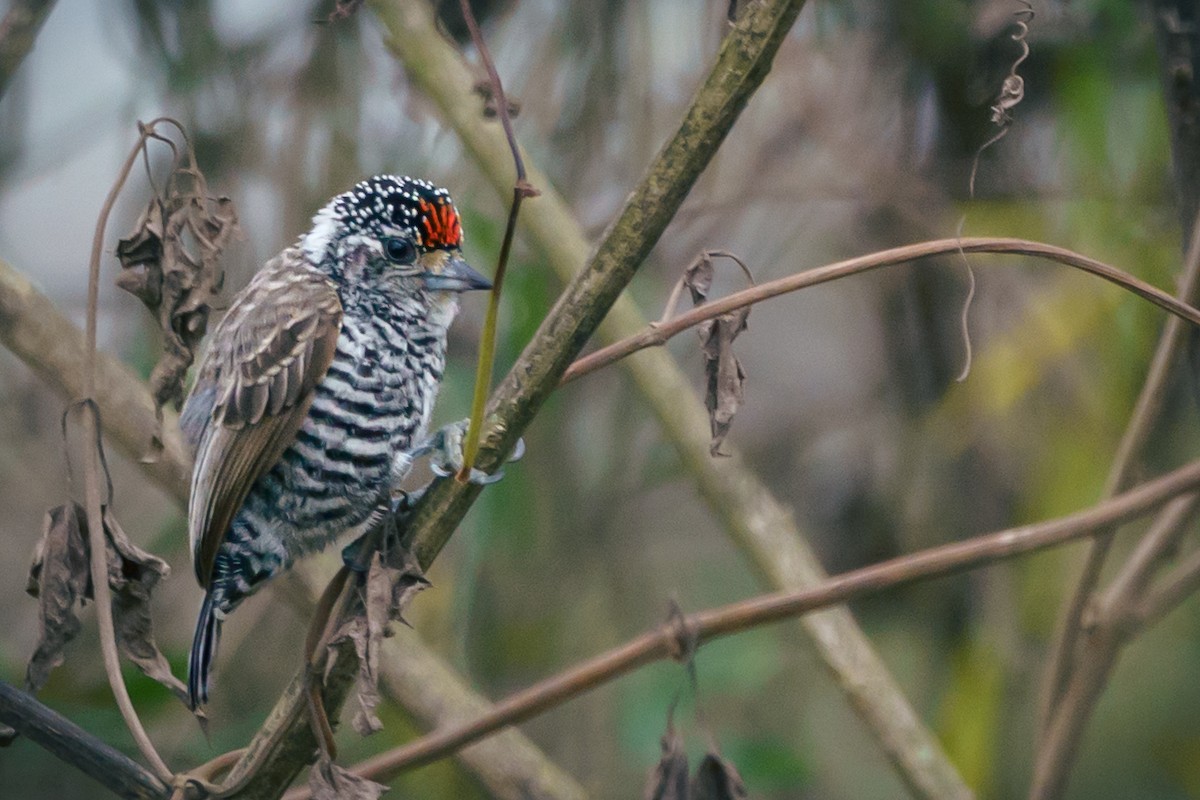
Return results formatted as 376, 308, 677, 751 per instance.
186, 251, 342, 588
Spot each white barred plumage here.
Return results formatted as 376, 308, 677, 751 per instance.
180, 176, 490, 709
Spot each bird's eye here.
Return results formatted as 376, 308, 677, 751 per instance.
383, 238, 417, 264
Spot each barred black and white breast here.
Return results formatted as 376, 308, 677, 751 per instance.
180, 175, 491, 708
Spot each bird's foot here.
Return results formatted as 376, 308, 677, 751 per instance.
415, 419, 525, 485
340, 491, 418, 572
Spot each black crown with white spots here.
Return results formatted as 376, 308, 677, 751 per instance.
320, 174, 463, 251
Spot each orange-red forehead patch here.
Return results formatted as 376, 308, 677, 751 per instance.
416, 198, 463, 249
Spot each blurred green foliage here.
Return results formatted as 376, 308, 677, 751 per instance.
5, 1, 1200, 799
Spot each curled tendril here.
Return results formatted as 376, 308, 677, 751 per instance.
958, 1, 1036, 382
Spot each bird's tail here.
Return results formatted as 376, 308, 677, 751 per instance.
188, 595, 221, 710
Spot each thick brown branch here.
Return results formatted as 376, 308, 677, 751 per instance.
0, 256, 191, 499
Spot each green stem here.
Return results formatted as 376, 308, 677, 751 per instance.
458, 186, 522, 481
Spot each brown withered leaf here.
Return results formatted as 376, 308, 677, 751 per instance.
25, 503, 91, 693
684, 254, 715, 305
680, 252, 751, 456
691, 751, 748, 800
116, 191, 238, 417
308, 753, 387, 800
327, 548, 429, 736
102, 509, 188, 705
23, 502, 184, 703
644, 724, 690, 800
698, 309, 748, 457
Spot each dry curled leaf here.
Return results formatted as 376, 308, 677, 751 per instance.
684, 255, 715, 305
698, 310, 748, 457
103, 508, 188, 705
116, 189, 237, 419
327, 548, 429, 736
25, 504, 91, 693
691, 751, 748, 800
308, 753, 388, 800
644, 724, 690, 800
24, 502, 185, 703
680, 252, 752, 456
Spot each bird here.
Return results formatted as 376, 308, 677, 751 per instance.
178, 175, 492, 710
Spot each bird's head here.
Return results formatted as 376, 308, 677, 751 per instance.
302, 175, 491, 319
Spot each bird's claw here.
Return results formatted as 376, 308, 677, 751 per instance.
389, 488, 423, 516
416, 421, 525, 486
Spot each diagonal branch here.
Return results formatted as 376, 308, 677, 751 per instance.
0, 679, 168, 800
372, 1, 968, 796
0, 256, 191, 498
223, 1, 818, 796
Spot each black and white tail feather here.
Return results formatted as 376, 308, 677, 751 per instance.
188, 595, 220, 710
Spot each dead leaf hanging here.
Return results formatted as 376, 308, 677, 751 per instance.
102, 508, 188, 705
671, 251, 753, 456
25, 503, 92, 693
644, 724, 690, 800
307, 753, 388, 800
326, 548, 429, 737
24, 502, 184, 703
115, 146, 238, 424
698, 309, 749, 457
690, 750, 748, 800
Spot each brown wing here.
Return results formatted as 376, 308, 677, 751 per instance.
187, 250, 342, 588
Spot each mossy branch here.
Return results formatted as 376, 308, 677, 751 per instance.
371, 1, 972, 798
225, 0, 813, 796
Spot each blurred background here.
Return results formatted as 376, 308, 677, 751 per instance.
1, 0, 1198, 797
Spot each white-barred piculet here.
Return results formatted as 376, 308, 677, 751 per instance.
180, 176, 490, 709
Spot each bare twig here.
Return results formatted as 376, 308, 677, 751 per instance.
1095, 495, 1199, 621
1137, 546, 1200, 628
1041, 2, 1200, 741
80, 121, 176, 783
1029, 493, 1200, 800
1041, 208, 1200, 729
562, 237, 1200, 384
0, 679, 168, 800
280, 456, 1200, 792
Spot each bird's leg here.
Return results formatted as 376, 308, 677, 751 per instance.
340, 491, 414, 573
413, 419, 525, 485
